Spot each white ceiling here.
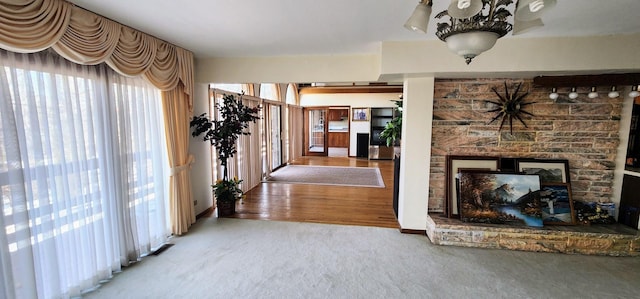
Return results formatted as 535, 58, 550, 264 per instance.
67, 0, 640, 59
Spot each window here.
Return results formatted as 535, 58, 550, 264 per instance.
285, 83, 298, 105
1, 49, 169, 298
259, 83, 280, 101
211, 83, 254, 96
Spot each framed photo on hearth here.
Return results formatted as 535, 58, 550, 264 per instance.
539, 183, 576, 225
445, 155, 500, 218
516, 158, 570, 184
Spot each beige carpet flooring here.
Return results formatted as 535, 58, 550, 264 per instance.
83, 218, 640, 299
267, 165, 385, 188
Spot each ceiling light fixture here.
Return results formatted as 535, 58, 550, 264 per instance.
404, 0, 433, 33
568, 87, 579, 99
608, 86, 620, 98
435, 0, 514, 64
629, 85, 640, 98
411, 0, 556, 64
549, 87, 558, 100
515, 0, 557, 21
588, 87, 598, 99
512, 0, 555, 35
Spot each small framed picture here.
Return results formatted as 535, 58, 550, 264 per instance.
351, 107, 369, 121
516, 158, 570, 184
540, 183, 576, 225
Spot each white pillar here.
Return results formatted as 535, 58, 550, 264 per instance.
190, 83, 214, 215
398, 77, 434, 230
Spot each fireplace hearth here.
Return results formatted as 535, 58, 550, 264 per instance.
426, 213, 640, 256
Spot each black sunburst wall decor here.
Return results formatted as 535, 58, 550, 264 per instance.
484, 81, 535, 134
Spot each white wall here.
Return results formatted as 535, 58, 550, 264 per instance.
190, 83, 214, 215
196, 34, 640, 84
300, 93, 398, 156
398, 77, 433, 230
379, 34, 640, 81
196, 54, 381, 84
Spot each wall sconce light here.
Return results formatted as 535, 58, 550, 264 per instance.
608, 86, 620, 98
588, 87, 598, 99
549, 87, 559, 100
629, 85, 640, 98
568, 87, 579, 99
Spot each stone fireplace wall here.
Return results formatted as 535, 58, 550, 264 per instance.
428, 78, 624, 212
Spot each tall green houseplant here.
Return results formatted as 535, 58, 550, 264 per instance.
190, 93, 261, 215
380, 100, 403, 147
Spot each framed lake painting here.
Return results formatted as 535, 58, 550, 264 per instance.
458, 171, 543, 227
539, 183, 576, 225
516, 158, 570, 184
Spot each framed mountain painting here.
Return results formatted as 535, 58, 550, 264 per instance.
458, 171, 543, 227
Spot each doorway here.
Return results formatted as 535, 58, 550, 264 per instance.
304, 108, 328, 156
327, 107, 350, 157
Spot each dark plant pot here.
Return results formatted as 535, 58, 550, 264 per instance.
216, 200, 236, 217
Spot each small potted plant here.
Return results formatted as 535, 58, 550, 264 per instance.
212, 176, 244, 215
379, 99, 403, 156
190, 93, 261, 216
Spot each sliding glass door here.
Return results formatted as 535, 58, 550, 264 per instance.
270, 104, 283, 170
1, 49, 169, 298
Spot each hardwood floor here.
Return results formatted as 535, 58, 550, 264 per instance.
230, 156, 399, 228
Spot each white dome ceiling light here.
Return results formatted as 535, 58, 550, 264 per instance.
629, 85, 640, 98
568, 87, 579, 99
588, 87, 599, 99
548, 87, 559, 100
608, 86, 620, 98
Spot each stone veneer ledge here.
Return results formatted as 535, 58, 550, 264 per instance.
426, 214, 640, 256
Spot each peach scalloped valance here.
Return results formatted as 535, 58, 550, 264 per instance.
0, 0, 193, 101
0, 0, 70, 53
106, 26, 157, 77
52, 5, 120, 65
144, 41, 180, 90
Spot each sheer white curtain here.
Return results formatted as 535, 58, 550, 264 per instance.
236, 96, 263, 191
287, 105, 304, 162
0, 49, 169, 298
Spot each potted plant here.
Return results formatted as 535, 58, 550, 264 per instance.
211, 176, 243, 216
379, 99, 403, 155
190, 93, 261, 216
